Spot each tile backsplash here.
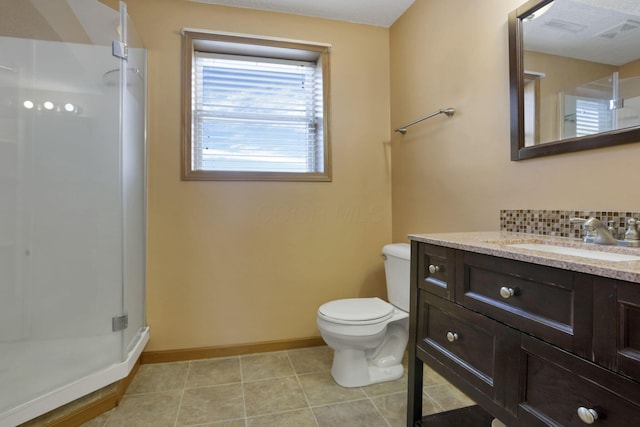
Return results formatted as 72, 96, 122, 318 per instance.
500, 209, 640, 239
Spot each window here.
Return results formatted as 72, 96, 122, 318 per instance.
575, 97, 612, 137
182, 31, 331, 181
562, 95, 613, 139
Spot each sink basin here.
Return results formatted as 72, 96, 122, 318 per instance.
506, 243, 640, 262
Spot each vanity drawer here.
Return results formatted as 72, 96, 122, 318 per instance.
458, 252, 592, 355
518, 334, 640, 427
417, 290, 517, 405
418, 243, 456, 300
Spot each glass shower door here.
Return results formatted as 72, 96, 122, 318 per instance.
561, 74, 615, 139
558, 71, 640, 139
119, 2, 148, 358
0, 0, 126, 418
616, 75, 640, 131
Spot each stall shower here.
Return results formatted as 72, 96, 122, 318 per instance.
0, 1, 147, 425
561, 72, 640, 139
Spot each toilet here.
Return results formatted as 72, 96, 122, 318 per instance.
317, 243, 411, 387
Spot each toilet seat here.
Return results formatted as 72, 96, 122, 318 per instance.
318, 297, 394, 325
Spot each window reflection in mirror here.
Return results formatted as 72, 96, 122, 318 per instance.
520, 0, 640, 146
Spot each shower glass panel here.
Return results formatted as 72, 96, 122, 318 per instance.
617, 75, 640, 131
560, 72, 640, 139
0, 1, 146, 423
561, 73, 615, 139
121, 4, 147, 359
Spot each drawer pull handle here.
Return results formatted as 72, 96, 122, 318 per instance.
446, 332, 459, 342
577, 407, 598, 424
428, 264, 441, 274
499, 287, 515, 299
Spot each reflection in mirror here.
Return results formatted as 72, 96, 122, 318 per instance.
523, 72, 543, 143
509, 0, 640, 159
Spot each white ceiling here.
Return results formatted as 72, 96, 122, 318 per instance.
184, 0, 640, 65
524, 0, 640, 65
185, 0, 415, 27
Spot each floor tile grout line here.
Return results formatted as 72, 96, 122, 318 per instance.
241, 373, 298, 384
367, 393, 394, 427
307, 396, 376, 409
285, 349, 320, 427
244, 406, 321, 424
84, 346, 474, 426
429, 395, 446, 414
172, 389, 186, 427
238, 355, 248, 425
99, 405, 113, 427
181, 379, 243, 391
180, 419, 244, 427
172, 361, 192, 427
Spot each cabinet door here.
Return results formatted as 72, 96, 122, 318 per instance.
417, 243, 456, 300
416, 291, 518, 407
518, 334, 640, 427
594, 277, 640, 381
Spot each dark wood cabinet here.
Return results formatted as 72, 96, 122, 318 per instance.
518, 335, 640, 426
457, 251, 593, 358
416, 291, 518, 405
408, 240, 640, 427
418, 243, 457, 300
593, 277, 640, 380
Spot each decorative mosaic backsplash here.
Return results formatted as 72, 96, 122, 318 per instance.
500, 209, 640, 239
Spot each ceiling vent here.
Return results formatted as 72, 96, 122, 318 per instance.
595, 20, 640, 40
543, 19, 588, 33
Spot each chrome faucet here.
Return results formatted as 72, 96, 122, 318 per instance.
571, 217, 640, 247
571, 217, 618, 245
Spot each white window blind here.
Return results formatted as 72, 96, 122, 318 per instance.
575, 98, 612, 137
192, 52, 325, 174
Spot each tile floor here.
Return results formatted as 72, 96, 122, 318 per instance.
81, 346, 475, 427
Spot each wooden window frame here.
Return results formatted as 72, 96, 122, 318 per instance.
181, 30, 332, 182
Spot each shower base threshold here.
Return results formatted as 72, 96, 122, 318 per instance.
0, 327, 149, 427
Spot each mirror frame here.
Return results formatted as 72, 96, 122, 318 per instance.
509, 0, 640, 160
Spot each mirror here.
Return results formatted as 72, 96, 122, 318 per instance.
509, 0, 640, 160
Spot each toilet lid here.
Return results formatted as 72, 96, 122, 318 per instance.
318, 297, 394, 322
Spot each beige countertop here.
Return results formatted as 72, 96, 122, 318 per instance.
409, 231, 640, 283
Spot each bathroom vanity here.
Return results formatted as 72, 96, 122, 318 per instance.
406, 232, 640, 426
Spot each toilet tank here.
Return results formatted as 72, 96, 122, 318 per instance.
382, 243, 411, 312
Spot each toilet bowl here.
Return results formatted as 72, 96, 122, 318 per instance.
317, 243, 411, 387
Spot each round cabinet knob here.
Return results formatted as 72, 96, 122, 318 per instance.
446, 332, 458, 342
428, 264, 441, 274
499, 287, 515, 299
577, 407, 598, 424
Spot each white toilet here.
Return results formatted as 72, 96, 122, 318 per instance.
317, 243, 411, 387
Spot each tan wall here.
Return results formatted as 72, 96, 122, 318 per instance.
0, 0, 90, 42
121, 0, 640, 352
620, 58, 640, 98
389, 0, 640, 243
621, 58, 640, 79
123, 0, 392, 351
